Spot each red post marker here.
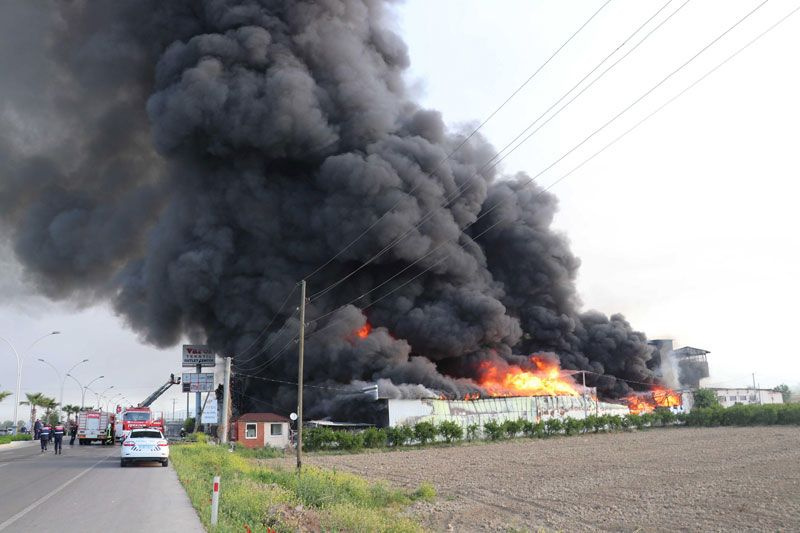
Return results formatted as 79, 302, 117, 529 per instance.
211, 475, 221, 526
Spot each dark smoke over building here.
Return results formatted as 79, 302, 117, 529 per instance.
0, 1, 657, 419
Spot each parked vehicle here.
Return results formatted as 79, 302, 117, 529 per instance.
77, 410, 114, 445
120, 428, 169, 467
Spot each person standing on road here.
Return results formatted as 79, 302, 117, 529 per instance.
33, 419, 42, 440
52, 423, 65, 455
69, 423, 77, 445
39, 424, 51, 452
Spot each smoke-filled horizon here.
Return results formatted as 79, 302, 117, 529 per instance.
0, 1, 657, 419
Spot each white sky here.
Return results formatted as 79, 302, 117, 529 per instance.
2, 0, 799, 422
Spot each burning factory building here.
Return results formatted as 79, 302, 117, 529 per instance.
1, 1, 679, 420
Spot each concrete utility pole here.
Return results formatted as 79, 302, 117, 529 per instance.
296, 280, 306, 471
220, 356, 232, 443
195, 362, 202, 427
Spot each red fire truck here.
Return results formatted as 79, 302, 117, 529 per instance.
115, 374, 180, 441
77, 410, 115, 445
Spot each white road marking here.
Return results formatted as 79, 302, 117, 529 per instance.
0, 464, 7, 468
0, 454, 112, 531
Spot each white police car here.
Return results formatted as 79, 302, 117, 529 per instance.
120, 428, 169, 467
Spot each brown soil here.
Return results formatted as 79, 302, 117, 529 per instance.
268, 426, 800, 532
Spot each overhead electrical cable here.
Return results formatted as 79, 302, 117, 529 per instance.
301, 0, 613, 283
232, 283, 298, 365
242, 0, 783, 379
307, 0, 688, 303
266, 0, 778, 369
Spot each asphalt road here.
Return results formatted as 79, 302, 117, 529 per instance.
0, 440, 204, 533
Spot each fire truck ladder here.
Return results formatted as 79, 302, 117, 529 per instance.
138, 374, 181, 407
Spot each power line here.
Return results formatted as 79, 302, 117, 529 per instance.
307, 0, 688, 303
233, 283, 299, 365
235, 0, 785, 377
301, 0, 613, 283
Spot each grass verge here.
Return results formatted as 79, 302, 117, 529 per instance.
0, 434, 32, 445
171, 443, 432, 532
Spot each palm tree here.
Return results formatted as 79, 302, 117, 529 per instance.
62, 404, 81, 425
41, 397, 59, 424
19, 392, 46, 428
0, 391, 11, 403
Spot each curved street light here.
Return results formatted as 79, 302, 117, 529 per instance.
67, 373, 104, 409
0, 331, 60, 433
97, 385, 115, 410
37, 357, 88, 419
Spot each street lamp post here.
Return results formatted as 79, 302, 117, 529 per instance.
97, 386, 114, 411
0, 331, 60, 433
67, 374, 104, 410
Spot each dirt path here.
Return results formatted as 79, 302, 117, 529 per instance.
267, 426, 800, 531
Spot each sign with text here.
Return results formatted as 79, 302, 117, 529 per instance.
181, 373, 215, 393
201, 398, 218, 424
182, 345, 215, 367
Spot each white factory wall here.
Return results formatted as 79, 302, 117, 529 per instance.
712, 388, 783, 408
386, 396, 629, 429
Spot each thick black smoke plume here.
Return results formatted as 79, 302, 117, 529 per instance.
0, 1, 656, 420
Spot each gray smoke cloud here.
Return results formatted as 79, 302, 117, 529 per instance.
0, 0, 656, 420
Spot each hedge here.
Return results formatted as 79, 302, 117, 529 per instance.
299, 404, 799, 453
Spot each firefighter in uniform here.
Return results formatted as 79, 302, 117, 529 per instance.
39, 424, 51, 452
53, 423, 65, 454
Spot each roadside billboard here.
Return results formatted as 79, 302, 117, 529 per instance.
201, 399, 218, 424
181, 373, 215, 393
182, 345, 215, 367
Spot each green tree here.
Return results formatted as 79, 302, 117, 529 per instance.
544, 418, 563, 436
41, 397, 59, 422
62, 404, 81, 425
465, 423, 479, 441
501, 419, 524, 438
693, 389, 720, 409
437, 421, 463, 443
361, 427, 387, 448
773, 384, 792, 404
19, 392, 46, 429
0, 391, 11, 403
483, 420, 504, 440
413, 421, 437, 445
563, 417, 584, 435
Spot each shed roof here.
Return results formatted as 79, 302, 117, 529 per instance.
235, 412, 289, 423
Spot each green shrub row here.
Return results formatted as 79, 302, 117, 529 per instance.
302, 410, 682, 452
0, 434, 32, 445
684, 403, 800, 427
303, 403, 799, 453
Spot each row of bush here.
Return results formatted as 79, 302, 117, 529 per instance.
0, 434, 32, 445
302, 410, 680, 452
684, 403, 800, 427
303, 403, 800, 452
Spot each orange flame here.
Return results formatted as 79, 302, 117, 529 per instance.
463, 393, 480, 401
477, 356, 580, 397
356, 322, 372, 339
626, 387, 681, 414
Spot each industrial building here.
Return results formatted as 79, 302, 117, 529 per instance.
380, 396, 629, 429
710, 388, 783, 408
648, 339, 710, 388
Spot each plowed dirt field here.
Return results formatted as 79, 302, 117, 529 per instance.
268, 426, 800, 532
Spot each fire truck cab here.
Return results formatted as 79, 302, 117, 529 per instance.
115, 407, 164, 441
115, 374, 179, 441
